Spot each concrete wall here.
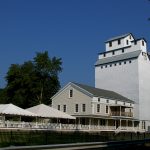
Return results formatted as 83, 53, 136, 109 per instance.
95, 57, 139, 119
138, 53, 150, 120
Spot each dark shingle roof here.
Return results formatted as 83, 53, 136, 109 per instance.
105, 33, 132, 43
95, 50, 141, 66
72, 82, 134, 103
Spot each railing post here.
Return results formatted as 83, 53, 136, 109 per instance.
89, 118, 91, 130
59, 123, 62, 130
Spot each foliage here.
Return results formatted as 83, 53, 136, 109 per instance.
0, 51, 62, 108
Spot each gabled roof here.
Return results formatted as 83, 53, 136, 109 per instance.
26, 104, 75, 119
0, 103, 37, 117
95, 50, 141, 66
52, 82, 134, 103
105, 33, 134, 43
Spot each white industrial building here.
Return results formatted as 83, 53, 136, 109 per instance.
95, 33, 150, 130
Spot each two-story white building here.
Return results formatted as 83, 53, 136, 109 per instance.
52, 82, 143, 132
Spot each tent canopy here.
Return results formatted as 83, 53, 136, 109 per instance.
26, 104, 75, 119
0, 103, 37, 117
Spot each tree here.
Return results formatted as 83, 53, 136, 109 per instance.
2, 51, 62, 108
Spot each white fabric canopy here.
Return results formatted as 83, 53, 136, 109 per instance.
0, 103, 37, 117
26, 104, 75, 119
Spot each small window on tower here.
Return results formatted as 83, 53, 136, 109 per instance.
142, 40, 145, 46
126, 40, 129, 45
118, 39, 121, 45
109, 41, 112, 47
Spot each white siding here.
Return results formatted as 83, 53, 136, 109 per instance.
95, 57, 139, 119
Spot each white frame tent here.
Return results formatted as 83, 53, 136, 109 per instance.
0, 103, 37, 121
26, 104, 75, 120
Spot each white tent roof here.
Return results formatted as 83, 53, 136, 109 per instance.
26, 104, 75, 119
0, 103, 37, 117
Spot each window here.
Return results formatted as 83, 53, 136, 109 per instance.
126, 40, 129, 45
110, 64, 112, 67
118, 39, 121, 45
106, 100, 109, 103
75, 104, 79, 113
122, 49, 124, 53
114, 63, 117, 66
109, 41, 112, 47
97, 104, 100, 113
124, 102, 126, 105
129, 35, 132, 39
142, 121, 145, 129
129, 60, 132, 63
106, 106, 109, 114
142, 40, 144, 46
119, 62, 121, 65
98, 98, 100, 102
101, 66, 103, 69
63, 105, 66, 112
134, 41, 137, 45
103, 53, 106, 57
58, 105, 60, 110
82, 104, 86, 112
105, 65, 107, 68
112, 51, 115, 55
115, 100, 117, 104
69, 89, 73, 98
124, 61, 126, 64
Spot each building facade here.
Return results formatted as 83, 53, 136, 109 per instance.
52, 82, 144, 132
95, 33, 150, 129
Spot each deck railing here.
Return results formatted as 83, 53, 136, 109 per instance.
110, 111, 133, 117
0, 121, 145, 132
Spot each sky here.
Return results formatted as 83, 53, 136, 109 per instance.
0, 0, 149, 88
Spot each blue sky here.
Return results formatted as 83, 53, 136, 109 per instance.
0, 0, 149, 88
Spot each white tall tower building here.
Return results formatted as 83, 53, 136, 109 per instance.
95, 33, 150, 125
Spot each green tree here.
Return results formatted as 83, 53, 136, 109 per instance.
2, 51, 62, 108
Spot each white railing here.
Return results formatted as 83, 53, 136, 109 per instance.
0, 120, 145, 132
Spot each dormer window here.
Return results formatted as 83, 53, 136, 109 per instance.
109, 41, 112, 47
129, 35, 132, 39
69, 89, 73, 98
118, 39, 121, 45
